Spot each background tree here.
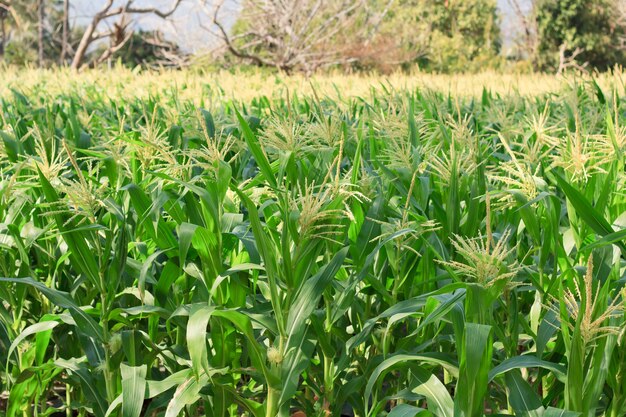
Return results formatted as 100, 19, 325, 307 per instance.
534, 0, 626, 71
0, 2, 8, 56
1, 0, 76, 66
105, 29, 188, 68
5, 0, 626, 73
60, 0, 69, 63
507, 0, 538, 61
210, 0, 394, 74
214, 0, 503, 74
0, 1, 39, 65
410, 0, 501, 72
348, 0, 430, 73
37, 0, 44, 67
0, 0, 185, 69
70, 0, 182, 70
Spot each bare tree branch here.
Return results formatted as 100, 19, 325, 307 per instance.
207, 0, 392, 73
507, 0, 538, 59
557, 42, 588, 74
70, 0, 183, 70
208, 0, 278, 68
92, 28, 133, 66
0, 2, 23, 29
60, 0, 70, 64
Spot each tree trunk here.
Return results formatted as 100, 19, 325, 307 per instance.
0, 11, 5, 58
38, 0, 44, 67
61, 0, 69, 64
71, 20, 96, 70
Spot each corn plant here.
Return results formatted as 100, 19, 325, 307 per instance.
0, 72, 625, 417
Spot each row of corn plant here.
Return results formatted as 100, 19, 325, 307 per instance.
1, 74, 626, 417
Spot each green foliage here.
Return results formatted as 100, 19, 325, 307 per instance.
226, 0, 502, 73
0, 0, 78, 66
378, 0, 502, 72
535, 0, 626, 70
1, 72, 626, 417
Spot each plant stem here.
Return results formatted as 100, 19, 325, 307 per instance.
266, 386, 279, 417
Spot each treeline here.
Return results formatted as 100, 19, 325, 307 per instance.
0, 0, 184, 70
1, 0, 625, 73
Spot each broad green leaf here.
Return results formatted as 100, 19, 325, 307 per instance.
164, 374, 209, 417
365, 353, 460, 415
503, 371, 543, 417
454, 323, 493, 417
7, 321, 58, 368
410, 367, 454, 417
554, 172, 626, 256
388, 404, 428, 417
121, 364, 147, 417
186, 305, 215, 378
489, 355, 566, 382
543, 408, 581, 417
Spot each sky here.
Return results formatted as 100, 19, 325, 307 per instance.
70, 0, 531, 52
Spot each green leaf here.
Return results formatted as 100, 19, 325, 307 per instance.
37, 168, 101, 287
121, 364, 147, 417
186, 305, 215, 378
388, 404, 428, 417
180, 305, 272, 387
582, 227, 626, 251
365, 353, 459, 415
0, 130, 20, 162
503, 371, 543, 417
164, 373, 209, 417
543, 407, 581, 417
6, 320, 58, 368
235, 108, 277, 188
201, 109, 216, 138
0, 277, 103, 342
55, 358, 108, 417
409, 367, 454, 417
454, 323, 493, 417
554, 172, 626, 256
233, 187, 284, 334
285, 247, 348, 342
488, 355, 566, 382
279, 247, 349, 406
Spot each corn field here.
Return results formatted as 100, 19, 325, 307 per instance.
1, 71, 626, 417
